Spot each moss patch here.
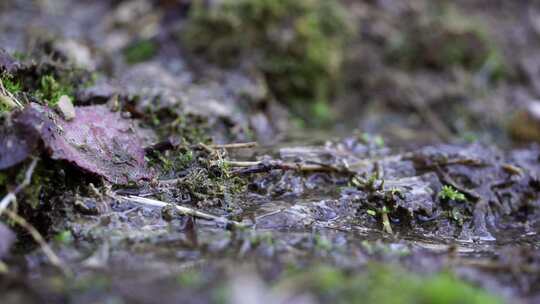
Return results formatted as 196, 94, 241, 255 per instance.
182, 0, 351, 123
35, 74, 74, 106
282, 264, 502, 304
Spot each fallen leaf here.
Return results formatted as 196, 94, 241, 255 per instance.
8, 103, 153, 184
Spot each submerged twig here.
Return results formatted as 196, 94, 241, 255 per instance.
119, 195, 248, 229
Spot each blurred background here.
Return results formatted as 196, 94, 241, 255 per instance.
2, 0, 540, 147
2, 1, 540, 304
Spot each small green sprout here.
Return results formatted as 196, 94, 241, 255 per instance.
438, 185, 466, 202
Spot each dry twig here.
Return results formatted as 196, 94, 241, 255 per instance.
226, 160, 354, 176
209, 142, 258, 149
119, 195, 248, 229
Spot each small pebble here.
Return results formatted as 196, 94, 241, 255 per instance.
57, 95, 76, 121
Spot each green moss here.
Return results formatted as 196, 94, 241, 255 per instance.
2, 74, 22, 94
182, 0, 351, 122
123, 40, 158, 65
283, 264, 502, 304
438, 185, 466, 202
145, 107, 212, 145
35, 74, 73, 106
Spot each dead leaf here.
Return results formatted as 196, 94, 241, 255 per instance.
8, 103, 153, 184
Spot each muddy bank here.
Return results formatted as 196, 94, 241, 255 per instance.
1, 1, 540, 304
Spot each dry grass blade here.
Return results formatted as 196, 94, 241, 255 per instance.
209, 142, 258, 149
120, 195, 248, 229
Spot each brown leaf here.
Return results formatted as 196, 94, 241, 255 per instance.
9, 103, 153, 184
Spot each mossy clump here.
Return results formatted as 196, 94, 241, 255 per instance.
182, 0, 351, 121
438, 185, 466, 202
2, 74, 22, 95
388, 5, 506, 81
35, 74, 74, 106
1, 49, 97, 112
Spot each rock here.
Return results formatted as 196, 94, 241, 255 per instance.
56, 95, 76, 121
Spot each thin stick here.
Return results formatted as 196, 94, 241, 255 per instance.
197, 143, 214, 154
3, 209, 69, 275
0, 158, 39, 216
209, 142, 258, 149
120, 195, 248, 229
225, 160, 354, 175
